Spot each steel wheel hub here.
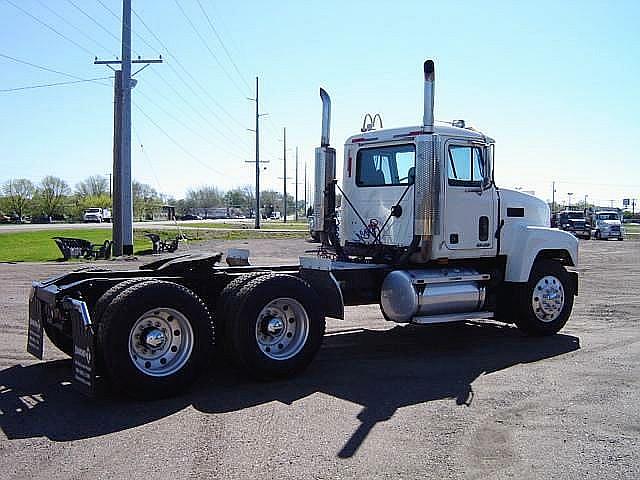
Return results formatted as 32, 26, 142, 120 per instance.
531, 275, 565, 323
128, 307, 194, 377
255, 298, 309, 361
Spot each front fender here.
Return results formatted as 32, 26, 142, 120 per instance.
501, 225, 578, 282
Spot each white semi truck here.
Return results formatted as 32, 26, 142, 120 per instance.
27, 60, 579, 399
83, 207, 111, 223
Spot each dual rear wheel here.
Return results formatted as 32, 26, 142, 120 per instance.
92, 273, 323, 398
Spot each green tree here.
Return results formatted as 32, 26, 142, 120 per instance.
185, 185, 225, 210
133, 180, 162, 220
76, 175, 109, 197
2, 178, 35, 220
38, 175, 70, 217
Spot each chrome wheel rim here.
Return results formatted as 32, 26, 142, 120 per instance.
531, 276, 565, 323
255, 298, 309, 361
128, 307, 194, 377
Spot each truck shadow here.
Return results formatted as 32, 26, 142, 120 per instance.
0, 322, 579, 457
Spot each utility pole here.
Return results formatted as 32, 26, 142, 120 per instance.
246, 77, 268, 228
304, 160, 307, 217
283, 127, 287, 223
95, 0, 162, 256
551, 181, 556, 212
294, 146, 299, 222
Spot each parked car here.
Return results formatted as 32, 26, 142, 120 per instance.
31, 215, 52, 224
180, 214, 203, 221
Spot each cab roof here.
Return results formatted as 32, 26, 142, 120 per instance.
344, 124, 493, 145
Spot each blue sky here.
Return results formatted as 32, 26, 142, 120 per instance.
1, 0, 638, 207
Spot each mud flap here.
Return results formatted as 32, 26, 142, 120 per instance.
65, 299, 97, 397
27, 288, 44, 360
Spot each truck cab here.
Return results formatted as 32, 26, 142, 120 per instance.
589, 210, 624, 240
339, 125, 576, 283
553, 210, 590, 239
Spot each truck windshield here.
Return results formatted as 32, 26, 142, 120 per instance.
356, 144, 415, 187
597, 213, 618, 220
567, 212, 583, 219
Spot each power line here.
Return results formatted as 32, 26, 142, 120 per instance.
1, 76, 113, 93
93, 0, 253, 155
93, 0, 252, 154
196, 0, 252, 93
133, 102, 242, 179
65, 0, 121, 44
102, 2, 254, 150
34, 0, 115, 56
144, 68, 253, 155
4, 0, 94, 56
131, 6, 250, 132
132, 125, 164, 193
0, 52, 111, 85
173, 0, 248, 97
135, 89, 249, 162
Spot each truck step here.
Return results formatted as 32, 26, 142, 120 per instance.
411, 311, 494, 325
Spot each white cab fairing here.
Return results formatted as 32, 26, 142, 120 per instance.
498, 188, 578, 282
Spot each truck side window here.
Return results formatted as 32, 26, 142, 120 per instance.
448, 145, 483, 187
356, 144, 415, 187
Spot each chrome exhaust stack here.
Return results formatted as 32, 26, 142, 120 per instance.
313, 88, 338, 245
422, 60, 435, 133
413, 60, 440, 262
320, 88, 331, 147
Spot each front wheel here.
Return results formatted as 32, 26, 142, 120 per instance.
228, 274, 325, 379
514, 259, 575, 336
97, 280, 214, 399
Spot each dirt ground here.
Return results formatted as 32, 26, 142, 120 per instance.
0, 237, 638, 479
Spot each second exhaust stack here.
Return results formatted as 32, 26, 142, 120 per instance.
423, 60, 435, 133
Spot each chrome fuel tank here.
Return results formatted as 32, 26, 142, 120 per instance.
380, 268, 488, 322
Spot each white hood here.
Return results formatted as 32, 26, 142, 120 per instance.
500, 188, 550, 227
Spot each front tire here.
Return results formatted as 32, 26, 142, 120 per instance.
514, 259, 574, 336
228, 274, 325, 379
97, 280, 214, 399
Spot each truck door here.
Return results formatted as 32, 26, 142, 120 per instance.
442, 139, 496, 254
343, 143, 415, 246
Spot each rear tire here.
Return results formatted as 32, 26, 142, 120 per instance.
514, 259, 574, 336
216, 272, 269, 353
228, 274, 325, 379
93, 278, 153, 324
97, 280, 215, 399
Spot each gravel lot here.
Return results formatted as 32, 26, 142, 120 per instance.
1, 238, 638, 479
